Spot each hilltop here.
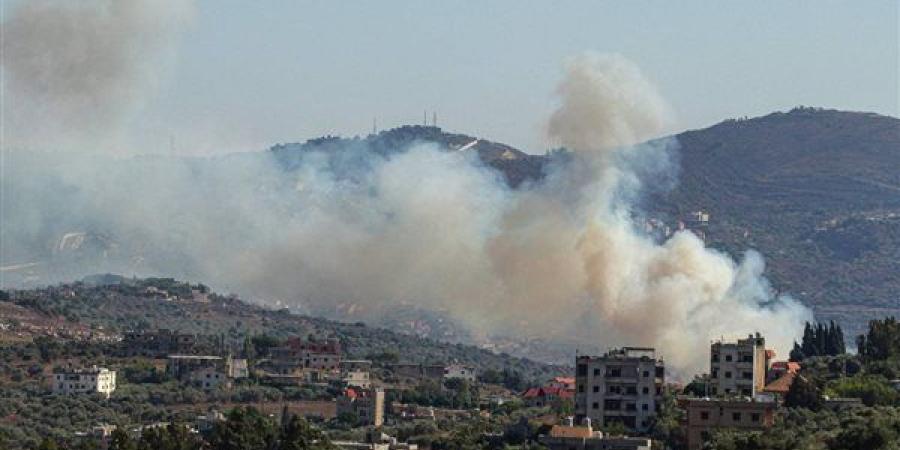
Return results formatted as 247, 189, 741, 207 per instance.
267, 108, 900, 339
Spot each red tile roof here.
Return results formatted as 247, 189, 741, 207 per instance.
764, 371, 796, 394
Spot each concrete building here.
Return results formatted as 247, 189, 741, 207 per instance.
52, 366, 117, 398
679, 397, 775, 450
271, 336, 342, 373
575, 347, 664, 433
539, 420, 652, 450
337, 387, 385, 427
341, 360, 373, 388
709, 334, 769, 397
166, 355, 245, 389
443, 364, 476, 382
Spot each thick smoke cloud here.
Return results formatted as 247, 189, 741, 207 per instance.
0, 0, 192, 152
0, 42, 811, 376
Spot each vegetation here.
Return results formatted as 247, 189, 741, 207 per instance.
790, 321, 846, 361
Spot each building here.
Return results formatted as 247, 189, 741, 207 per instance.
443, 364, 476, 382
271, 336, 342, 373
341, 360, 373, 388
679, 398, 775, 450
389, 363, 474, 381
166, 355, 245, 389
548, 376, 577, 391
121, 329, 219, 357
53, 366, 117, 398
575, 347, 664, 433
709, 334, 769, 397
539, 419, 652, 450
334, 430, 418, 450
337, 387, 385, 427
522, 386, 575, 408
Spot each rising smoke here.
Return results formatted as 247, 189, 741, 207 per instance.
0, 0, 810, 376
0, 0, 193, 152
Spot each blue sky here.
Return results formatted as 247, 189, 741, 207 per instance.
15, 0, 900, 154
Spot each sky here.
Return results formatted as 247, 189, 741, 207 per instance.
4, 0, 899, 155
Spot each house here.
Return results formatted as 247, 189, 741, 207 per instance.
52, 366, 117, 398
548, 376, 576, 391
538, 418, 652, 450
679, 397, 775, 450
166, 355, 245, 389
766, 361, 800, 383
575, 347, 665, 433
271, 336, 342, 374
443, 364, 476, 382
522, 386, 575, 408
337, 387, 385, 427
341, 360, 373, 388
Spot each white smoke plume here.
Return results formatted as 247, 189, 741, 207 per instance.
0, 43, 811, 376
0, 0, 193, 152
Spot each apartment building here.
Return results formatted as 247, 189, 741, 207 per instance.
575, 347, 665, 433
271, 336, 342, 373
709, 334, 768, 397
166, 355, 247, 389
679, 398, 775, 450
52, 366, 117, 398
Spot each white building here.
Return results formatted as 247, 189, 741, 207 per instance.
443, 364, 476, 382
709, 334, 768, 397
52, 366, 117, 398
575, 347, 664, 433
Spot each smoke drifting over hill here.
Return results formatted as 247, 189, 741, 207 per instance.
0, 0, 810, 377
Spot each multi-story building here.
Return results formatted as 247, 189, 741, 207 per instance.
271, 336, 341, 373
575, 347, 664, 433
166, 355, 246, 389
337, 387, 385, 427
443, 364, 476, 382
709, 334, 769, 397
679, 398, 775, 450
52, 366, 117, 398
341, 360, 373, 388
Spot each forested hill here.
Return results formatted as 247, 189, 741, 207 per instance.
269, 108, 900, 338
658, 108, 900, 336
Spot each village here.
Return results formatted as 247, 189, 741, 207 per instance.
3, 276, 890, 450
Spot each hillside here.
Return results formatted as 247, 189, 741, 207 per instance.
0, 277, 562, 382
657, 108, 900, 337
267, 108, 900, 339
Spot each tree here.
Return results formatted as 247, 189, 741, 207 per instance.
207, 407, 279, 450
784, 375, 822, 410
108, 429, 137, 450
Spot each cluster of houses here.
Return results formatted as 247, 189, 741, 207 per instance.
49, 325, 838, 450
524, 333, 811, 450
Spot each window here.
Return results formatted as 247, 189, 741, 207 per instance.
711, 369, 718, 379
594, 368, 601, 376
732, 412, 742, 422
592, 402, 599, 410
700, 411, 709, 420
643, 370, 650, 378
578, 385, 585, 393
711, 353, 719, 362
751, 413, 760, 422
725, 371, 732, 379
725, 354, 733, 362
642, 387, 649, 394
577, 364, 587, 376
593, 385, 600, 393
742, 371, 753, 380
642, 403, 648, 411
